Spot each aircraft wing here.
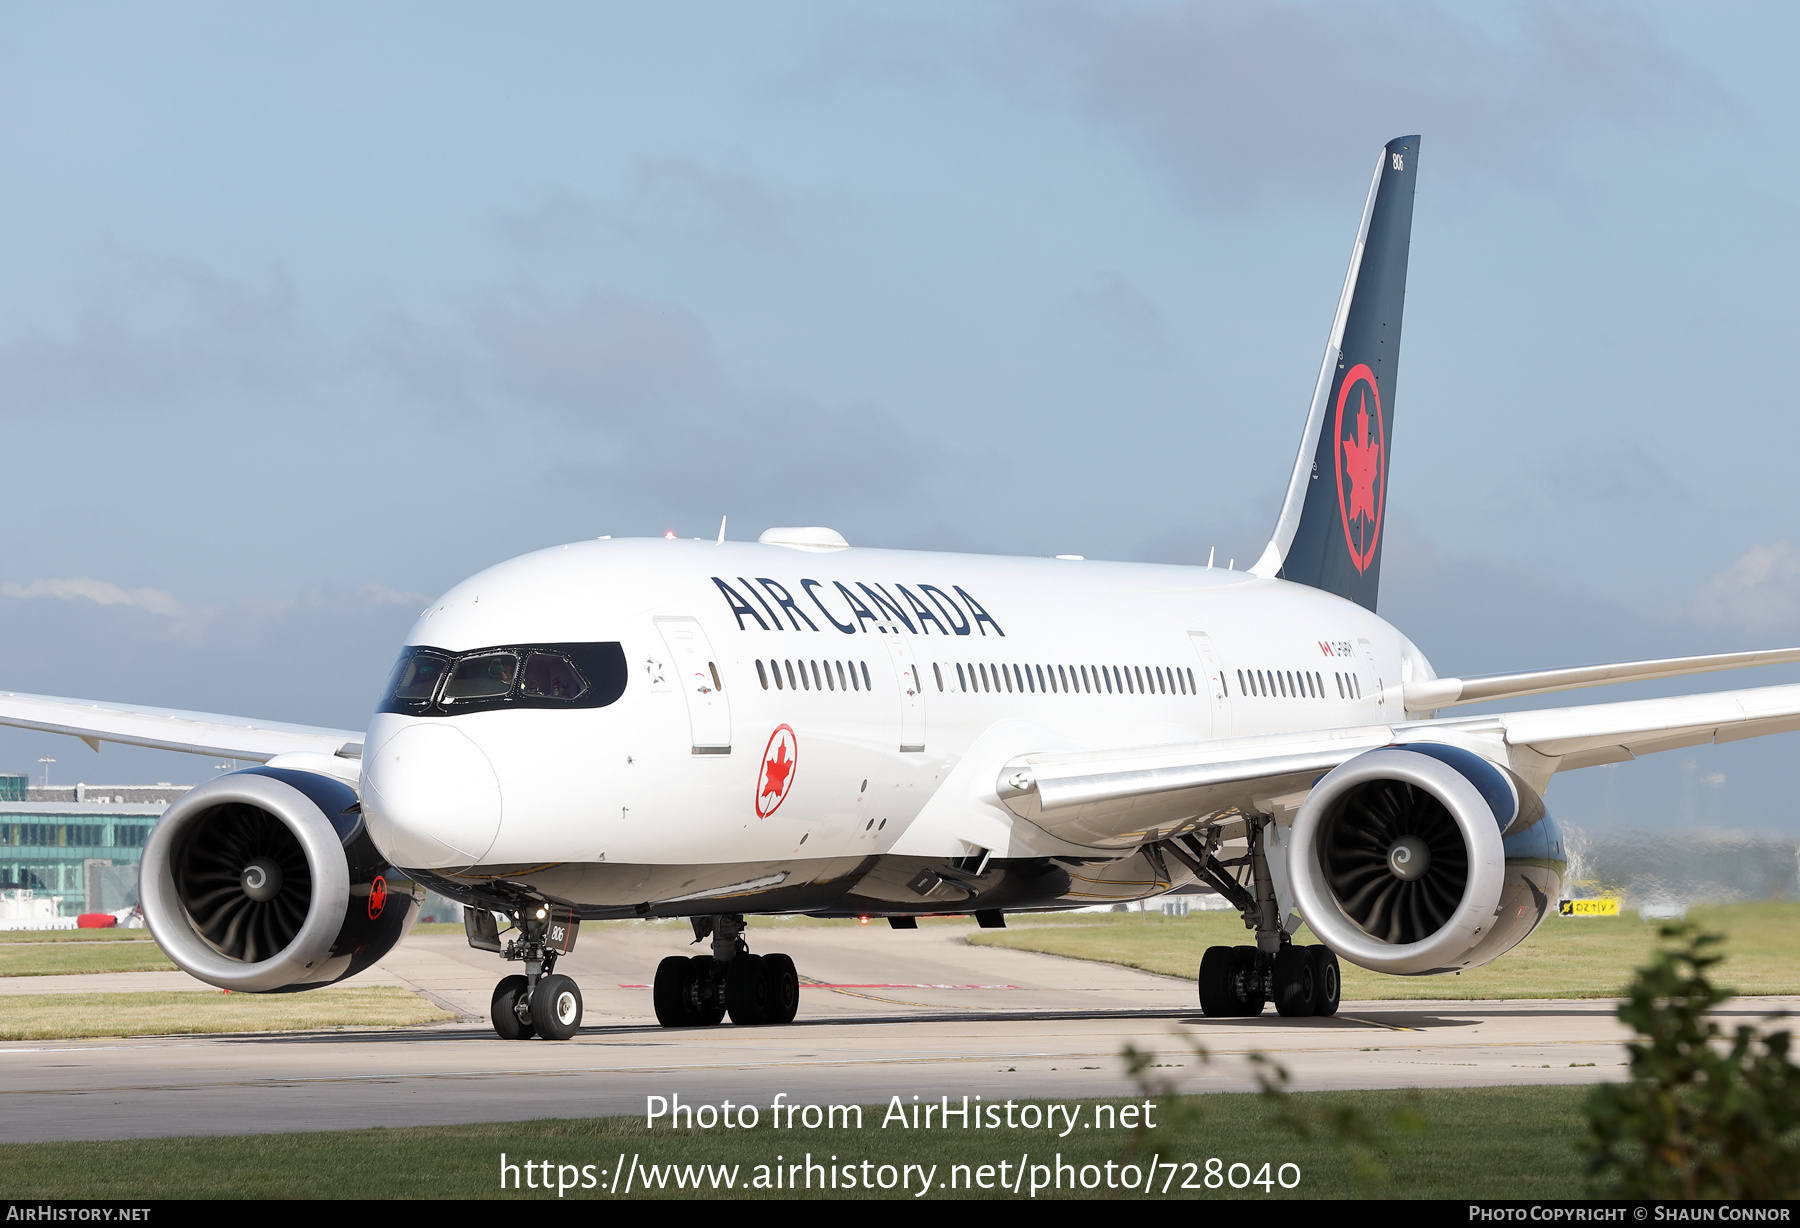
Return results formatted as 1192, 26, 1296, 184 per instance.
0, 691, 365, 763
998, 680, 1800, 849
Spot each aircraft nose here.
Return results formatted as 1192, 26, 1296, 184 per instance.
362, 723, 503, 869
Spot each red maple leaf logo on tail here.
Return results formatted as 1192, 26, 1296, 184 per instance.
1342, 392, 1381, 525
1332, 364, 1386, 574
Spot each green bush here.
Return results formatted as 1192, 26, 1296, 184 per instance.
1585, 922, 1800, 1197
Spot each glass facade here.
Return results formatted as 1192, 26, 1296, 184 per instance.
0, 807, 166, 915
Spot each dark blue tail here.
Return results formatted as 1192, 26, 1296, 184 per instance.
1250, 135, 1419, 612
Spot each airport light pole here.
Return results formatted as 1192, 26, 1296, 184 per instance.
37, 757, 54, 788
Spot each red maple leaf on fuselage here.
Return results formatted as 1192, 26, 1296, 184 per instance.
761, 742, 794, 799
1342, 392, 1381, 525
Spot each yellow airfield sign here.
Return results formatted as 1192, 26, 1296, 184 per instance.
1559, 898, 1621, 917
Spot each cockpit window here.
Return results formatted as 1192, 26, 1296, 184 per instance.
521, 652, 587, 699
444, 653, 518, 700
387, 650, 450, 702
379, 641, 627, 716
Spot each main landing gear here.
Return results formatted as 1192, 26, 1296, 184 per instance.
1168, 817, 1342, 1020
484, 906, 584, 1041
653, 914, 799, 1028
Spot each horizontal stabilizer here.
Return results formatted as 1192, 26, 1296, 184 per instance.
1402, 646, 1800, 713
0, 691, 364, 763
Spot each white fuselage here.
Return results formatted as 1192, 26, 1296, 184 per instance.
358, 536, 1431, 915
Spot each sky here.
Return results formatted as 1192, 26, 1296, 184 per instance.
0, 1, 1797, 839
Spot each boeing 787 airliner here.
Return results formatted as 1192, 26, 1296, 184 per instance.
7, 135, 1798, 1039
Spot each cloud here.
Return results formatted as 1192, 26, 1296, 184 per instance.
0, 579, 429, 725
1539, 438, 1692, 513
0, 263, 305, 415
1001, 0, 1718, 209
0, 578, 186, 619
375, 285, 942, 522
1066, 271, 1170, 350
498, 158, 794, 250
1692, 541, 1800, 630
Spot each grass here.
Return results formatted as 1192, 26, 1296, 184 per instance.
0, 927, 160, 942
0, 987, 456, 1040
966, 900, 1800, 1000
0, 940, 176, 976
0, 1085, 1590, 1200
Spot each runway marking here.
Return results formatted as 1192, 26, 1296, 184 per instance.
0, 1051, 1074, 1096
799, 978, 977, 1010
1336, 1014, 1421, 1032
618, 983, 1022, 990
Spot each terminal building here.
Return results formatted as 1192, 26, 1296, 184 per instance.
0, 775, 465, 925
0, 778, 190, 920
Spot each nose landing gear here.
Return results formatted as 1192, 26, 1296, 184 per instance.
475, 903, 585, 1041
654, 916, 799, 1028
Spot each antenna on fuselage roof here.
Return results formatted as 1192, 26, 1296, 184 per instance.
1207, 547, 1215, 569
717, 515, 727, 545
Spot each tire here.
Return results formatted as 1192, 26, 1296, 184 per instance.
1229, 946, 1266, 1016
688, 955, 726, 1025
654, 955, 694, 1027
491, 974, 536, 1040
1309, 946, 1342, 1017
1197, 945, 1235, 1016
724, 953, 769, 1025
762, 953, 799, 1025
1272, 946, 1317, 1018
531, 973, 583, 1040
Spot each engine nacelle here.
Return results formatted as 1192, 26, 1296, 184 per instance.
1289, 744, 1565, 976
140, 767, 421, 992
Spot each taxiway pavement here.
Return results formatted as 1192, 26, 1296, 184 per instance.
3, 923, 1777, 1142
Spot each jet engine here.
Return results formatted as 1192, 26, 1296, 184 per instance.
139, 767, 421, 992
1289, 743, 1565, 976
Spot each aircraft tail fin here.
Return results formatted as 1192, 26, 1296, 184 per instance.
1249, 135, 1420, 612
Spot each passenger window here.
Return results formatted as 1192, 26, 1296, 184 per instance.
784, 661, 796, 690
757, 660, 769, 690
933, 662, 943, 692
444, 652, 518, 700
861, 661, 872, 690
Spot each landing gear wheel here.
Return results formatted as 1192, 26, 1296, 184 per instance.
725, 953, 769, 1025
688, 955, 726, 1025
654, 956, 696, 1027
531, 973, 583, 1040
1229, 946, 1266, 1016
762, 953, 799, 1025
491, 974, 536, 1040
1273, 946, 1317, 1018
1198, 945, 1233, 1016
1309, 946, 1342, 1017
